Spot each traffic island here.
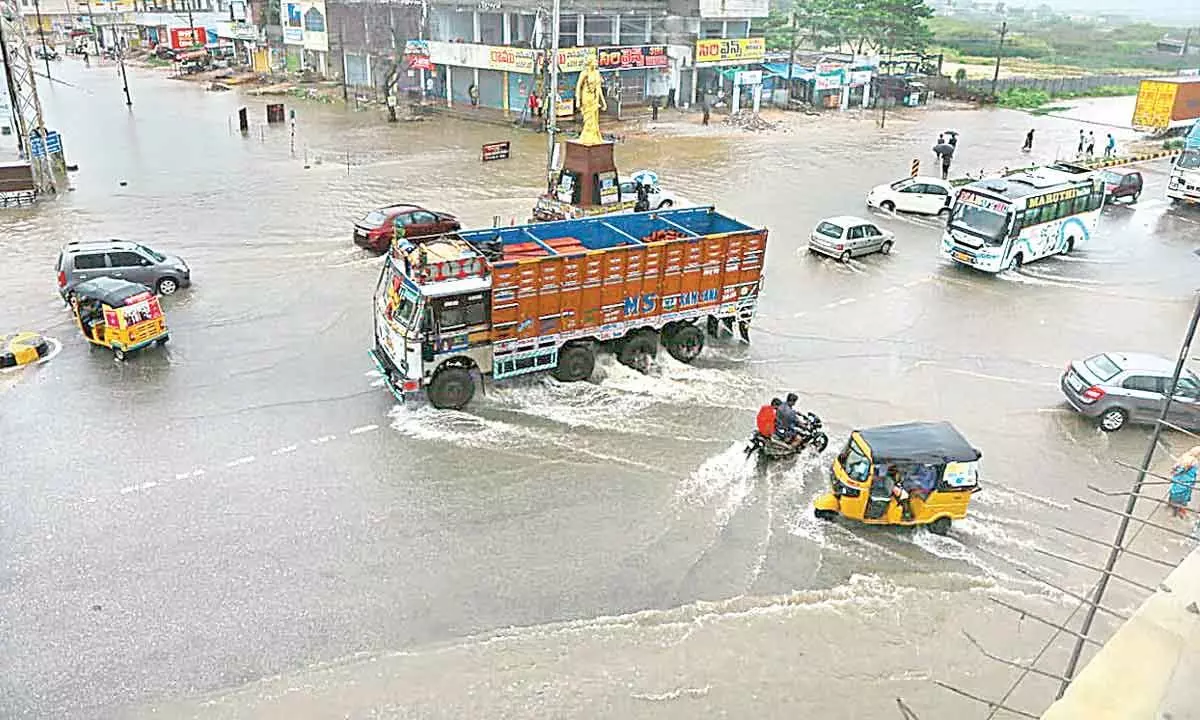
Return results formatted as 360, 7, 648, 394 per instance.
0, 331, 51, 369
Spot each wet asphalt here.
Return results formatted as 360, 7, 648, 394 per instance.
1, 62, 1199, 718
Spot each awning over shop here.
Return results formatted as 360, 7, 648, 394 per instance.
762, 63, 814, 81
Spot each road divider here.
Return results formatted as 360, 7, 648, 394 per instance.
1, 331, 54, 369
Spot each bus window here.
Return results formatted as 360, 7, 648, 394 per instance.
1054, 199, 1073, 222
1089, 188, 1104, 211
1072, 194, 1089, 214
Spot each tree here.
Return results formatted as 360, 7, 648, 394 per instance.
867, 0, 934, 54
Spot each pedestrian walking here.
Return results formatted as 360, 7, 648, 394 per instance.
933, 139, 955, 180
82, 48, 89, 67
1022, 129, 1034, 153
1105, 133, 1116, 158
701, 98, 710, 126
1169, 447, 1199, 519
468, 83, 479, 108
948, 132, 958, 149
1086, 131, 1095, 158
941, 154, 952, 180
1077, 129, 1085, 157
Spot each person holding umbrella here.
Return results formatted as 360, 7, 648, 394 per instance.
933, 139, 955, 180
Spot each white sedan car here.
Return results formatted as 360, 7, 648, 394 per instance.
808, 216, 895, 262
867, 176, 955, 215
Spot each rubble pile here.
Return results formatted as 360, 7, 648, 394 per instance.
723, 111, 779, 132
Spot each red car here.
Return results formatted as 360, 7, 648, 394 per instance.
1100, 169, 1143, 204
353, 204, 460, 253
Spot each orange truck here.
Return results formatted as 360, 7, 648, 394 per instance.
1132, 77, 1200, 133
370, 206, 768, 409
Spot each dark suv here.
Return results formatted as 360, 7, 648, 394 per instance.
57, 240, 191, 301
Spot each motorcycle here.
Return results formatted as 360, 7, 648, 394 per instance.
745, 411, 829, 461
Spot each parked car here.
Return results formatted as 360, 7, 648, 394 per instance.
1099, 169, 1143, 204
34, 46, 60, 61
57, 239, 191, 301
808, 216, 895, 262
1060, 352, 1200, 432
866, 176, 955, 215
353, 204, 460, 253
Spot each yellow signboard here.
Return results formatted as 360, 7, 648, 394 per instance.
487, 46, 538, 73
554, 46, 596, 73
1132, 80, 1176, 130
1025, 185, 1088, 209
695, 37, 766, 64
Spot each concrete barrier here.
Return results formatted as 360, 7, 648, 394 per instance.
1040, 546, 1200, 719
0, 331, 50, 368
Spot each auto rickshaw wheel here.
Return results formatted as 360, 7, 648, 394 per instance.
929, 517, 951, 536
815, 509, 837, 521
113, 348, 126, 361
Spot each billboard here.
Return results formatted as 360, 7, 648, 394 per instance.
694, 37, 765, 64
596, 45, 668, 71
281, 0, 326, 51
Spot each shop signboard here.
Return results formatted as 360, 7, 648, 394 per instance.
814, 70, 844, 91
596, 45, 668, 71
169, 27, 207, 49
694, 37, 765, 65
405, 39, 432, 71
280, 0, 325, 49
735, 69, 762, 85
555, 46, 595, 73
848, 69, 873, 86
487, 46, 538, 73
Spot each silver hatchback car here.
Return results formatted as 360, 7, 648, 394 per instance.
808, 215, 895, 263
1061, 352, 1200, 432
57, 239, 191, 301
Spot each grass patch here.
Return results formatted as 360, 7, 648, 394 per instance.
996, 85, 1140, 110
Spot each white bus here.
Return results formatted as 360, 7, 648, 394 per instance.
1167, 124, 1199, 205
942, 165, 1105, 273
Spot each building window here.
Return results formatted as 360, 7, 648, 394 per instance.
583, 15, 613, 45
699, 21, 723, 39
725, 20, 750, 38
618, 15, 649, 45
558, 14, 578, 48
478, 11, 503, 45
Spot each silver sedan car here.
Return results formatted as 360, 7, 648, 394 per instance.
1061, 352, 1200, 432
808, 216, 895, 263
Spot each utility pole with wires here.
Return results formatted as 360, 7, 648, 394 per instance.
1183, 27, 1193, 57
991, 20, 1007, 97
31, 0, 49, 78
543, 0, 560, 192
117, 44, 132, 106
0, 0, 56, 194
785, 10, 798, 100
185, 0, 196, 49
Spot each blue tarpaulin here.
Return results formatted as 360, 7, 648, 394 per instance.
762, 63, 814, 81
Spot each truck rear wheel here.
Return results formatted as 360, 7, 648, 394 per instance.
664, 324, 704, 363
618, 330, 657, 374
552, 343, 595, 382
428, 366, 475, 410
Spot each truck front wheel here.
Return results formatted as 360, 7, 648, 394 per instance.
553, 344, 595, 382
428, 366, 475, 410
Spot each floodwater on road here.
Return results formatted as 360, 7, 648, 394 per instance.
1, 63, 1197, 719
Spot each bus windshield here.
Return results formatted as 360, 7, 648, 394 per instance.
1177, 149, 1200, 170
950, 203, 1009, 245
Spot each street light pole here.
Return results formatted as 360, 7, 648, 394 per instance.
543, 0, 560, 192
990, 20, 1007, 97
186, 0, 196, 47
785, 10, 797, 100
117, 46, 132, 105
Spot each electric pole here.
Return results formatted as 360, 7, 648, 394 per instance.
544, 0, 560, 192
84, 0, 98, 53
785, 10, 797, 100
186, 0, 196, 47
117, 46, 131, 105
32, 0, 49, 78
0, 0, 56, 194
991, 20, 1007, 96
1183, 27, 1192, 57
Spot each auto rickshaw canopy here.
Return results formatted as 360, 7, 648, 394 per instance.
857, 422, 981, 465
74, 277, 154, 307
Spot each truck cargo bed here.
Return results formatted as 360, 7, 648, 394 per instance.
457, 206, 767, 352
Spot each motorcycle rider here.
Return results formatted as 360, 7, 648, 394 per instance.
756, 398, 782, 438
774, 392, 803, 446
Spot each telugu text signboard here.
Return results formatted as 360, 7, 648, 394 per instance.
596, 45, 668, 71
481, 141, 511, 162
554, 46, 595, 73
487, 46, 538, 73
694, 37, 765, 65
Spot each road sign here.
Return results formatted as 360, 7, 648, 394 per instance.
481, 141, 511, 162
29, 130, 62, 158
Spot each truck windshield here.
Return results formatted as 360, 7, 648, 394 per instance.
950, 203, 1009, 245
1177, 149, 1200, 170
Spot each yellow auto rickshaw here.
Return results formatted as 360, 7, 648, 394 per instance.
71, 277, 169, 360
814, 421, 981, 536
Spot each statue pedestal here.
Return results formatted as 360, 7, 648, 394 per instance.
561, 139, 618, 209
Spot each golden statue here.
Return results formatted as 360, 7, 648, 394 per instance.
575, 56, 607, 145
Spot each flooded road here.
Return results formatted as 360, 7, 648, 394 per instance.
1, 62, 1198, 719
